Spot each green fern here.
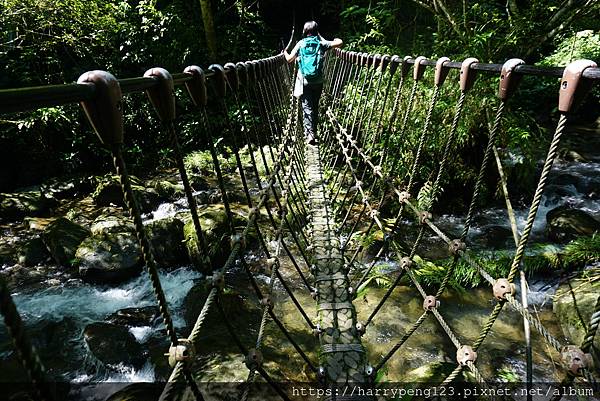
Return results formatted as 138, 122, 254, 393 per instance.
416, 181, 438, 211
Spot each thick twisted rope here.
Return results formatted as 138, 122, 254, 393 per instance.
0, 276, 54, 401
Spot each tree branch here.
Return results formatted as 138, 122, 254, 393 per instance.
410, 0, 464, 40
546, 0, 583, 31
524, 6, 582, 58
433, 0, 464, 39
409, 0, 435, 14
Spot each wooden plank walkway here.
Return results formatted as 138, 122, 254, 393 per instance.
305, 141, 371, 395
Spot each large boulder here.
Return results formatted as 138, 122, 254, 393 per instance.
41, 217, 90, 266
108, 306, 160, 327
147, 217, 187, 267
0, 191, 57, 220
92, 175, 160, 213
152, 180, 184, 201
75, 231, 142, 283
90, 214, 135, 235
76, 215, 187, 282
546, 206, 600, 242
83, 322, 145, 368
553, 277, 600, 363
183, 206, 232, 269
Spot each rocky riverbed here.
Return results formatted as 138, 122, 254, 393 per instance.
0, 125, 599, 399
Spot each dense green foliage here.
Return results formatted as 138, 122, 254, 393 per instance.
0, 0, 274, 190
1, 0, 599, 199
323, 0, 600, 210
358, 234, 600, 293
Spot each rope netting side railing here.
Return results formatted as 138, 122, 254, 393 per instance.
321, 48, 599, 396
0, 41, 323, 399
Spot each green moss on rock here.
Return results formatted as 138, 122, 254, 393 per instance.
41, 217, 90, 266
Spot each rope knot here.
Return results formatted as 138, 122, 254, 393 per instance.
210, 272, 225, 289
400, 257, 413, 269
166, 338, 195, 367
423, 295, 439, 311
492, 278, 515, 300
419, 211, 432, 225
456, 345, 477, 366
260, 296, 274, 310
244, 349, 263, 371
230, 233, 246, 250
448, 239, 466, 255
561, 345, 592, 376
398, 191, 410, 203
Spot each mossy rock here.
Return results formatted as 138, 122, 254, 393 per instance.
0, 191, 57, 220
182, 206, 247, 270
152, 180, 184, 201
76, 216, 187, 282
90, 214, 135, 235
41, 217, 90, 266
402, 361, 456, 382
92, 175, 160, 213
554, 276, 600, 359
75, 231, 142, 283
546, 206, 600, 243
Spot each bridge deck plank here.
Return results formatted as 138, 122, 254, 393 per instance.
305, 141, 369, 389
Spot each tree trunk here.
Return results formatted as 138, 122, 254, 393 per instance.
198, 0, 218, 61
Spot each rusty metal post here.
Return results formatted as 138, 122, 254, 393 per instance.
143, 67, 211, 271
183, 65, 235, 233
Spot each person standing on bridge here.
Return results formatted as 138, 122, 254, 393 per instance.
284, 21, 343, 145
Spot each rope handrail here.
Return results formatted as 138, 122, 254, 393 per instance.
322, 49, 599, 395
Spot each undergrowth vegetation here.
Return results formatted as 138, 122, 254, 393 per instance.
358, 234, 600, 293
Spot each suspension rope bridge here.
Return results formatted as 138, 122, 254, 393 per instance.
0, 35, 600, 401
